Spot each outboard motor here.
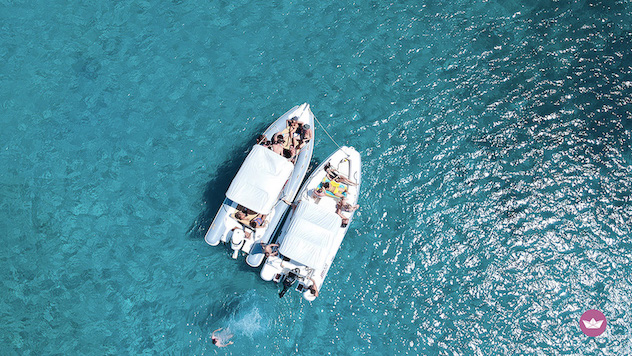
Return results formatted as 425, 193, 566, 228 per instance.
230, 229, 245, 259
279, 269, 300, 298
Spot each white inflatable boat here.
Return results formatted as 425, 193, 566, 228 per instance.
204, 104, 315, 267
260, 146, 361, 300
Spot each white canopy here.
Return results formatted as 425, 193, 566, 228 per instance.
278, 201, 342, 268
226, 145, 294, 214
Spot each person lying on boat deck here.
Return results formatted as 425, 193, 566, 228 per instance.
212, 328, 234, 348
234, 207, 256, 224
325, 165, 357, 186
249, 213, 268, 228
321, 181, 348, 198
260, 242, 279, 257
234, 210, 267, 229
336, 197, 359, 227
293, 124, 312, 150
308, 277, 319, 297
311, 187, 327, 199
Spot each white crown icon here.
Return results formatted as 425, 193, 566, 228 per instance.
582, 318, 603, 329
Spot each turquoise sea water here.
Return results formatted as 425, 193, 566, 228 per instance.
2, 0, 632, 354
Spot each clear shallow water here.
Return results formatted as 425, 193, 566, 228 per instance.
1, 0, 631, 354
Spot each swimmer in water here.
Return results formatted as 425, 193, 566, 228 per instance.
211, 328, 234, 348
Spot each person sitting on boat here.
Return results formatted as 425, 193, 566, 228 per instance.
335, 197, 359, 227
269, 135, 285, 155
273, 118, 299, 149
256, 134, 270, 148
260, 242, 279, 257
211, 328, 234, 348
336, 197, 359, 214
308, 277, 319, 297
269, 131, 296, 162
286, 116, 300, 135
283, 146, 297, 163
311, 187, 327, 199
294, 124, 312, 150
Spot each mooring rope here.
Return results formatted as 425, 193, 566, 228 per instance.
314, 115, 344, 152
313, 112, 357, 185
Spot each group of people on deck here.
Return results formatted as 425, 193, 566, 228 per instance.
231, 205, 283, 257
229, 206, 268, 242
310, 163, 359, 227
256, 116, 312, 163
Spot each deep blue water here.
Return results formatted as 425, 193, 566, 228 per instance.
1, 0, 632, 354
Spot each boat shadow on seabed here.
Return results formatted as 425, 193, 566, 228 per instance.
187, 140, 254, 240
